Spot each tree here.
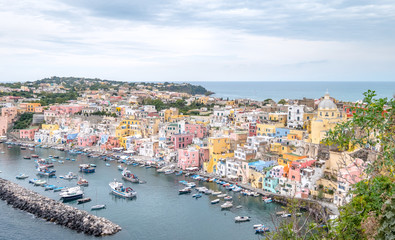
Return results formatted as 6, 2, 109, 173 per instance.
278, 99, 287, 105
269, 91, 394, 239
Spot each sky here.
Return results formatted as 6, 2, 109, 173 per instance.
0, 0, 395, 82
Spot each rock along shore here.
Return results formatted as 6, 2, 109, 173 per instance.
0, 177, 121, 236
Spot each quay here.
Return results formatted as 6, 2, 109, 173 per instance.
0, 177, 121, 236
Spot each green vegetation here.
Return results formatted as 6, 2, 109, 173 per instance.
278, 99, 287, 105
29, 92, 78, 106
13, 113, 34, 129
269, 91, 395, 240
141, 98, 213, 114
157, 83, 211, 95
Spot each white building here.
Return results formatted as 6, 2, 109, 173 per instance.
287, 105, 304, 129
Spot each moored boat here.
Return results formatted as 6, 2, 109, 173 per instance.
77, 177, 89, 186
224, 196, 233, 201
192, 193, 202, 198
31, 154, 39, 158
221, 202, 233, 209
91, 204, 106, 210
77, 197, 91, 204
61, 172, 77, 180
211, 199, 220, 204
109, 180, 137, 198
36, 166, 56, 177
59, 186, 84, 201
79, 164, 95, 173
179, 187, 192, 194
34, 179, 47, 186
16, 173, 29, 179
23, 156, 31, 159
122, 168, 139, 183
235, 216, 251, 222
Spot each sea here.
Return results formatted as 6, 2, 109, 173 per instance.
191, 81, 395, 102
0, 145, 281, 240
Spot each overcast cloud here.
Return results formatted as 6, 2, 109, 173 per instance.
0, 0, 394, 82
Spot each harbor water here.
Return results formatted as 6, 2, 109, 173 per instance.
0, 144, 282, 240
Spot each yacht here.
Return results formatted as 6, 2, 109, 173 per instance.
59, 186, 84, 201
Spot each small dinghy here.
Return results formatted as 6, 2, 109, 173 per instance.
211, 199, 220, 204
16, 173, 29, 179
77, 198, 92, 204
91, 204, 106, 210
235, 216, 251, 222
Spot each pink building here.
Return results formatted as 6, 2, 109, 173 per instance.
199, 147, 210, 163
50, 105, 84, 115
171, 133, 193, 149
19, 127, 39, 140
185, 124, 207, 138
100, 136, 120, 150
288, 159, 316, 182
178, 148, 201, 170
77, 135, 98, 147
269, 165, 284, 178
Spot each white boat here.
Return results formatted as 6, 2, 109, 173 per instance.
235, 216, 251, 222
212, 191, 222, 195
264, 198, 273, 203
34, 179, 47, 186
62, 172, 77, 180
211, 199, 220, 204
164, 169, 175, 175
221, 202, 233, 209
281, 213, 292, 218
91, 204, 106, 210
117, 165, 124, 171
16, 173, 29, 179
59, 186, 83, 201
196, 187, 208, 193
224, 196, 232, 201
186, 182, 196, 188
122, 168, 139, 183
77, 177, 89, 186
218, 194, 227, 198
253, 224, 264, 229
109, 180, 137, 198
179, 187, 192, 194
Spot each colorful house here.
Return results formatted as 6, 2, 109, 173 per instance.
171, 133, 193, 149
185, 123, 207, 138
205, 136, 234, 173
177, 147, 201, 170
19, 126, 39, 140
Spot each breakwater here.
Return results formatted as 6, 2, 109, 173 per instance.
0, 178, 121, 236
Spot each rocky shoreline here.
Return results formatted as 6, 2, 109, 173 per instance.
0, 177, 121, 236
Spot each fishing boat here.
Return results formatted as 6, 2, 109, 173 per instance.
44, 184, 57, 191
31, 154, 39, 158
122, 168, 139, 183
255, 226, 270, 233
61, 172, 77, 180
164, 169, 175, 175
235, 216, 251, 222
77, 177, 89, 186
264, 198, 272, 203
221, 202, 233, 209
35, 159, 54, 168
211, 199, 220, 204
179, 187, 192, 194
34, 179, 47, 186
224, 196, 233, 201
109, 180, 137, 198
91, 204, 106, 210
79, 164, 95, 173
192, 193, 202, 198
53, 187, 65, 192
77, 198, 91, 204
16, 173, 29, 179
23, 156, 31, 159
60, 186, 84, 201
36, 167, 56, 177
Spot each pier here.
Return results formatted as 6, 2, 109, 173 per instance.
0, 178, 121, 236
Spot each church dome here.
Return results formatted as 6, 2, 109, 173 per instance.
318, 93, 337, 110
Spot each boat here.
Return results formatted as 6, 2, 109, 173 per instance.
79, 164, 95, 173
59, 186, 84, 201
117, 165, 124, 171
281, 213, 292, 218
221, 202, 233, 209
164, 169, 175, 175
44, 184, 57, 191
89, 163, 96, 167
276, 211, 286, 216
179, 187, 192, 194
53, 187, 65, 192
29, 178, 38, 184
36, 167, 56, 176
255, 226, 270, 233
20, 147, 26, 150
16, 173, 29, 179
175, 170, 183, 176
58, 160, 64, 163
23, 156, 31, 159
233, 187, 242, 192
106, 163, 111, 167
109, 180, 137, 198
264, 198, 273, 203
236, 205, 243, 209
235, 216, 251, 222
77, 177, 89, 186
186, 182, 196, 188
29, 148, 34, 151
192, 193, 202, 198
218, 194, 227, 198
212, 191, 222, 195
77, 198, 92, 204
91, 204, 106, 210
8, 145, 12, 148
122, 168, 139, 183
61, 172, 77, 180
65, 158, 70, 160
211, 199, 220, 204
34, 179, 47, 186
31, 154, 39, 158
224, 196, 233, 201
53, 156, 59, 158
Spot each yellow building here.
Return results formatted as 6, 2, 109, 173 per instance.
309, 93, 346, 144
288, 129, 305, 140
303, 112, 314, 132
269, 112, 288, 125
277, 153, 307, 166
205, 137, 234, 173
41, 124, 59, 135
115, 118, 143, 148
162, 108, 179, 122
197, 96, 209, 105
21, 103, 41, 112
270, 142, 294, 155
256, 123, 284, 137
